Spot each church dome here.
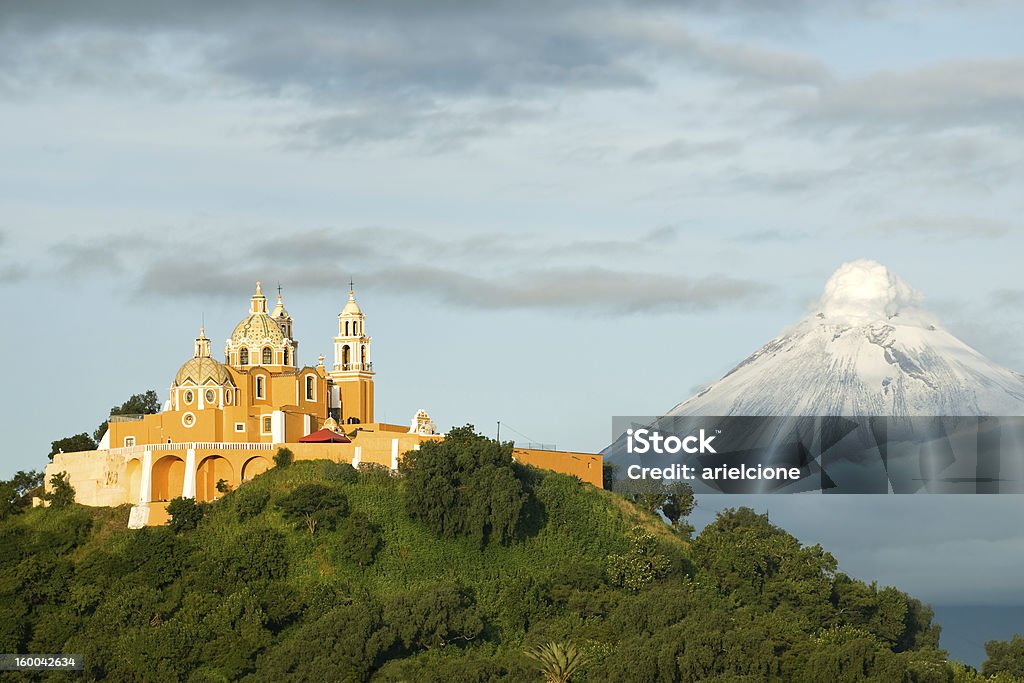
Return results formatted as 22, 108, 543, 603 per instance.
230, 313, 285, 346
175, 356, 233, 387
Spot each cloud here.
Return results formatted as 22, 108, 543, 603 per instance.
0, 263, 28, 284
731, 228, 810, 242
74, 224, 766, 313
799, 58, 1024, 132
991, 289, 1024, 307
0, 1, 834, 148
631, 138, 743, 163
867, 215, 1014, 240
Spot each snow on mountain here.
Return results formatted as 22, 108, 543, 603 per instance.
669, 260, 1024, 417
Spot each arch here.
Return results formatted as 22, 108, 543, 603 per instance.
196, 455, 234, 503
152, 455, 185, 501
239, 348, 249, 365
126, 458, 142, 504
262, 347, 272, 365
341, 345, 351, 368
242, 455, 271, 481
353, 322, 359, 336
345, 320, 350, 336
256, 375, 265, 399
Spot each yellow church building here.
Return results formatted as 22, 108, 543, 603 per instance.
46, 282, 602, 526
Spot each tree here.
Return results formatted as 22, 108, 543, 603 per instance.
49, 433, 96, 460
661, 481, 696, 537
45, 472, 75, 509
94, 390, 161, 442
336, 512, 383, 566
272, 447, 294, 468
983, 634, 1024, 679
166, 497, 209, 533
216, 478, 230, 494
620, 476, 667, 515
401, 424, 526, 547
0, 471, 44, 519
276, 484, 349, 534
606, 526, 672, 591
602, 462, 618, 491
525, 641, 589, 683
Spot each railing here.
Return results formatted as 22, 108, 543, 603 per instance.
106, 442, 276, 456
332, 362, 373, 372
110, 414, 145, 422
515, 442, 558, 451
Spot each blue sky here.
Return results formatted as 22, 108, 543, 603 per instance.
2, 0, 1024, 605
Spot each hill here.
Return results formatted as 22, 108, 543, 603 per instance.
0, 429, 1002, 681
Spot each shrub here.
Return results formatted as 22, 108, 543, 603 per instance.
45, 472, 75, 510
235, 489, 270, 522
166, 497, 209, 533
273, 447, 294, 468
321, 460, 359, 484
336, 512, 382, 566
402, 424, 526, 547
606, 527, 671, 591
276, 484, 349, 535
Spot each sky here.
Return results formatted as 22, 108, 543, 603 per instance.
2, 1, 1024, 606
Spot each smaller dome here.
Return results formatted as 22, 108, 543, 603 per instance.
175, 357, 234, 387
323, 416, 340, 433
271, 289, 291, 320
341, 298, 362, 316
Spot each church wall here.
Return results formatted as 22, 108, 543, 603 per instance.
513, 448, 603, 488
46, 449, 131, 507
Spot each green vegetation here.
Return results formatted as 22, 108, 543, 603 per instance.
93, 390, 161, 443
400, 425, 526, 547
49, 390, 160, 460
43, 472, 75, 510
48, 433, 96, 460
984, 635, 1024, 679
526, 641, 589, 682
273, 446, 294, 468
0, 426, 1018, 681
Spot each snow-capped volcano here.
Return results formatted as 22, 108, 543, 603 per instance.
669, 260, 1024, 417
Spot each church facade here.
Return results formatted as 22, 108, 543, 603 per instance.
46, 283, 602, 526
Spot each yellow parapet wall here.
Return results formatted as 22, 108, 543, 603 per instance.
44, 425, 603, 526
513, 448, 603, 488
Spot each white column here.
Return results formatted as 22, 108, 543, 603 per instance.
198, 389, 205, 410
390, 438, 399, 470
140, 449, 153, 504
182, 448, 197, 499
303, 414, 311, 436
271, 410, 285, 443
352, 446, 362, 468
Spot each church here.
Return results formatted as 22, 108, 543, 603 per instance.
46, 282, 602, 526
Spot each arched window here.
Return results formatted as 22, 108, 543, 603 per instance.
284, 347, 290, 366
256, 376, 265, 399
342, 345, 350, 369
239, 348, 249, 365
306, 375, 315, 401
361, 346, 366, 366
345, 321, 350, 336
262, 347, 272, 365
353, 322, 359, 336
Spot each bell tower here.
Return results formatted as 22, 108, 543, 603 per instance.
328, 281, 375, 424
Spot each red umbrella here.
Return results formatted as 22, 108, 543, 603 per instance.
297, 428, 351, 443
